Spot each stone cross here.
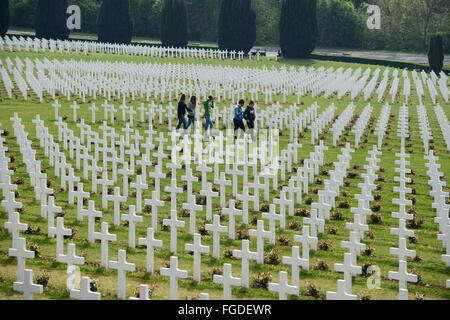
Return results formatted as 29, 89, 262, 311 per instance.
334, 252, 362, 294
48, 217, 72, 257
13, 269, 43, 300
93, 222, 117, 268
70, 277, 101, 300
163, 210, 186, 253
249, 220, 272, 264
232, 239, 258, 288
222, 199, 242, 240
4, 211, 27, 249
9, 237, 34, 282
109, 249, 136, 300
268, 271, 299, 300
326, 279, 357, 300
282, 246, 309, 288
145, 190, 165, 231
185, 233, 210, 282
160, 256, 188, 300
128, 284, 150, 301
57, 243, 85, 290
205, 215, 228, 259
213, 263, 241, 300
138, 228, 163, 274
80, 200, 102, 243
122, 205, 144, 248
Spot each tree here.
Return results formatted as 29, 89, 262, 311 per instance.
0, 0, 9, 37
98, 0, 133, 44
160, 0, 188, 47
218, 0, 256, 53
279, 0, 318, 58
428, 34, 444, 74
35, 0, 69, 40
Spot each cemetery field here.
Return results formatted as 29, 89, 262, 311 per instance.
0, 49, 449, 300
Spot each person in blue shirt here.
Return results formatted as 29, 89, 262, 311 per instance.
233, 99, 246, 140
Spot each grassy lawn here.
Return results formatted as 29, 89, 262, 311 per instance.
0, 50, 449, 300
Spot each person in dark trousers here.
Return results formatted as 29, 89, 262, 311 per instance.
184, 95, 197, 134
244, 100, 256, 141
203, 96, 215, 138
176, 94, 187, 132
234, 99, 246, 140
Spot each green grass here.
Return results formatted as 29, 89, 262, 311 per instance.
0, 50, 449, 300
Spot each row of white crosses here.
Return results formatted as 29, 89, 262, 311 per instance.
373, 103, 391, 149
1, 35, 247, 61
388, 105, 418, 300
416, 104, 433, 154
3, 54, 448, 107
308, 103, 336, 145
434, 104, 450, 155
330, 103, 356, 146
424, 150, 449, 289
326, 145, 381, 300
352, 103, 372, 148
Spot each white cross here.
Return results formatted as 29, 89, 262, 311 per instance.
8, 237, 34, 282
93, 222, 117, 268
70, 277, 101, 300
185, 233, 210, 282
13, 269, 43, 300
118, 161, 134, 196
213, 263, 241, 300
215, 171, 231, 208
183, 194, 202, 235
390, 237, 416, 261
122, 205, 143, 248
107, 187, 127, 226
236, 187, 255, 224
261, 204, 282, 244
57, 243, 85, 290
144, 190, 165, 231
163, 210, 186, 253
138, 227, 163, 274
334, 252, 362, 294
72, 183, 89, 221
268, 271, 299, 300
130, 175, 148, 214
48, 217, 72, 257
200, 182, 218, 221
249, 220, 272, 264
341, 231, 366, 265
293, 225, 317, 263
205, 214, 228, 259
326, 279, 357, 300
109, 249, 136, 300
388, 260, 418, 296
282, 246, 309, 288
222, 199, 242, 240
4, 211, 27, 248
80, 200, 102, 243
232, 239, 258, 288
164, 178, 183, 212
160, 256, 188, 300
129, 284, 150, 301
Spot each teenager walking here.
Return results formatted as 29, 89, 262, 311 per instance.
234, 99, 246, 140
244, 100, 256, 141
203, 96, 215, 138
184, 95, 197, 135
176, 94, 187, 132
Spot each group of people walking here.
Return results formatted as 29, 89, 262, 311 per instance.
176, 94, 256, 141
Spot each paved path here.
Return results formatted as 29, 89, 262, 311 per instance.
7, 30, 449, 65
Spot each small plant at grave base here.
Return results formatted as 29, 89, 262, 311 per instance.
55, 211, 65, 218
320, 169, 329, 176
1, 130, 9, 137
162, 260, 171, 268
13, 177, 24, 185
411, 188, 417, 195
289, 220, 301, 230
362, 246, 375, 257
295, 208, 310, 217
250, 272, 272, 290
264, 249, 281, 265
331, 210, 344, 221
250, 215, 258, 226
409, 195, 417, 205
196, 195, 206, 205
338, 200, 350, 209
327, 225, 339, 235
305, 197, 313, 205
379, 167, 386, 172
62, 116, 68, 121
408, 178, 414, 185
198, 225, 209, 236
143, 205, 152, 214
90, 279, 100, 292
277, 235, 291, 246
219, 213, 228, 223
159, 218, 169, 232
344, 180, 351, 187
370, 213, 383, 225
185, 295, 200, 300
311, 188, 319, 194
182, 183, 188, 191
260, 203, 270, 212
35, 271, 50, 287
409, 269, 422, 284
237, 228, 249, 240
180, 209, 190, 218
122, 220, 129, 227
370, 203, 381, 212
377, 174, 386, 182
409, 235, 419, 244
235, 200, 243, 209
360, 291, 372, 300
347, 171, 358, 179
365, 231, 376, 239
305, 282, 320, 299
374, 193, 382, 201
315, 178, 323, 185
376, 184, 382, 191
312, 259, 329, 271
342, 190, 349, 198
414, 292, 425, 300
223, 247, 235, 259
25, 224, 40, 235
362, 262, 376, 277
408, 254, 422, 263
318, 240, 332, 251
0, 271, 4, 283
133, 281, 157, 298
209, 266, 223, 280
406, 214, 424, 229
28, 242, 41, 257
